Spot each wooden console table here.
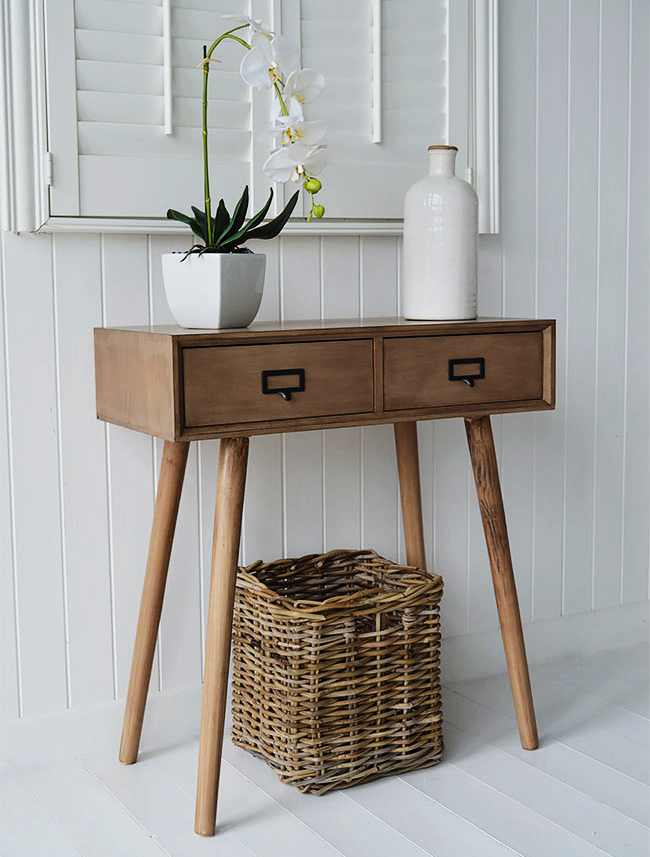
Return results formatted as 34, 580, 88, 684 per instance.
94, 316, 555, 836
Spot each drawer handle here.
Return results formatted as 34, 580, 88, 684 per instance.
261, 368, 306, 402
448, 357, 485, 388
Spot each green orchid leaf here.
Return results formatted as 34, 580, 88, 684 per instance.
212, 199, 230, 242
166, 209, 206, 242
217, 188, 275, 252
243, 190, 299, 241
215, 185, 249, 246
191, 206, 207, 232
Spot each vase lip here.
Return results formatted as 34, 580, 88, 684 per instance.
428, 144, 458, 151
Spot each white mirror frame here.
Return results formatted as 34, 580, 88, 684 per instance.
1, 0, 499, 235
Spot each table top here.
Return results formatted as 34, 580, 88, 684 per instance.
103, 316, 553, 339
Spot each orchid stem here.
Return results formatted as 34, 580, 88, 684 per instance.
202, 26, 250, 245
273, 81, 290, 116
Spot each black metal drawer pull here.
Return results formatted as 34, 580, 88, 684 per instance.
448, 357, 485, 388
261, 368, 306, 402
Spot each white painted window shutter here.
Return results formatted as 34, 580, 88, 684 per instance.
47, 0, 269, 218
293, 0, 449, 220
2, 0, 497, 232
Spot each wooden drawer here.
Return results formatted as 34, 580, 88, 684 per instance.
183, 339, 374, 427
384, 332, 544, 411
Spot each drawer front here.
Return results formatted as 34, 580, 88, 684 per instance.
384, 332, 543, 411
183, 340, 374, 427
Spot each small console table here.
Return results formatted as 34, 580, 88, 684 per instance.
94, 316, 555, 836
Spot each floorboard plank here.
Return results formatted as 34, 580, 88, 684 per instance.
26, 762, 169, 857
343, 773, 524, 857
451, 671, 649, 784
85, 756, 254, 857
443, 687, 649, 826
0, 780, 83, 857
534, 653, 650, 719
442, 721, 647, 856
399, 764, 612, 857
156, 743, 344, 857
524, 669, 649, 750
223, 739, 432, 857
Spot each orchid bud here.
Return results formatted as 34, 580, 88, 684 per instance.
304, 178, 322, 193
313, 204, 325, 218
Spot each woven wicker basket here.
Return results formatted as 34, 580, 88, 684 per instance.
231, 549, 443, 794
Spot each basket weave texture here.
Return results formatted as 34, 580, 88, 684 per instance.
231, 549, 443, 794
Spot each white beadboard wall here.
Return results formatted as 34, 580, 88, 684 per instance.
1, 0, 648, 735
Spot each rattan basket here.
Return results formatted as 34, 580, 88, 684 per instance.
231, 549, 443, 794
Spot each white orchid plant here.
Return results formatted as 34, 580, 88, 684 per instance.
167, 14, 329, 257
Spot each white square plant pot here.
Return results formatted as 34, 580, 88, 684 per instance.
162, 252, 266, 329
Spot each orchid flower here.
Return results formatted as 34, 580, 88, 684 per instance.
240, 32, 300, 89
272, 117, 327, 147
263, 143, 330, 183
271, 69, 326, 120
220, 13, 273, 38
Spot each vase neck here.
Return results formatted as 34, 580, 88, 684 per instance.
428, 146, 457, 177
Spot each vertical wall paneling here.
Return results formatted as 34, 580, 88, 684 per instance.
531, 0, 569, 621
621, 0, 650, 605
592, 0, 631, 610
1, 0, 648, 730
101, 235, 157, 698
434, 417, 469, 638
321, 237, 361, 551
52, 233, 114, 707
149, 236, 202, 691
3, 232, 67, 717
498, 0, 538, 625
563, 0, 600, 616
359, 236, 399, 560
243, 240, 283, 569
467, 237, 503, 633
0, 233, 20, 719
197, 439, 219, 670
280, 236, 324, 556
250, 239, 281, 324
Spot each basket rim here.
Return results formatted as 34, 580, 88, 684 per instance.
236, 549, 443, 618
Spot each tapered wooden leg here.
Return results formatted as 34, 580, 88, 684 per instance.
464, 416, 539, 750
394, 421, 427, 569
195, 437, 249, 836
119, 440, 190, 764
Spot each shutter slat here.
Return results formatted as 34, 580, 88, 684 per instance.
76, 59, 162, 95
300, 0, 368, 22
74, 0, 160, 36
75, 29, 161, 64
78, 122, 249, 160
78, 155, 249, 217
76, 91, 249, 130
172, 7, 250, 41
383, 2, 446, 30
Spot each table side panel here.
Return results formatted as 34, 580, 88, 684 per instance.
94, 329, 177, 439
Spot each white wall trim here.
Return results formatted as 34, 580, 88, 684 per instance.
472, 0, 500, 233
0, 0, 49, 233
3, 601, 647, 776
37, 217, 406, 236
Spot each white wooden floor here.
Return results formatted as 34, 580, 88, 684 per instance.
2, 644, 648, 857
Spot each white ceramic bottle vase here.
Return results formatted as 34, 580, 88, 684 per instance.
402, 145, 478, 320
